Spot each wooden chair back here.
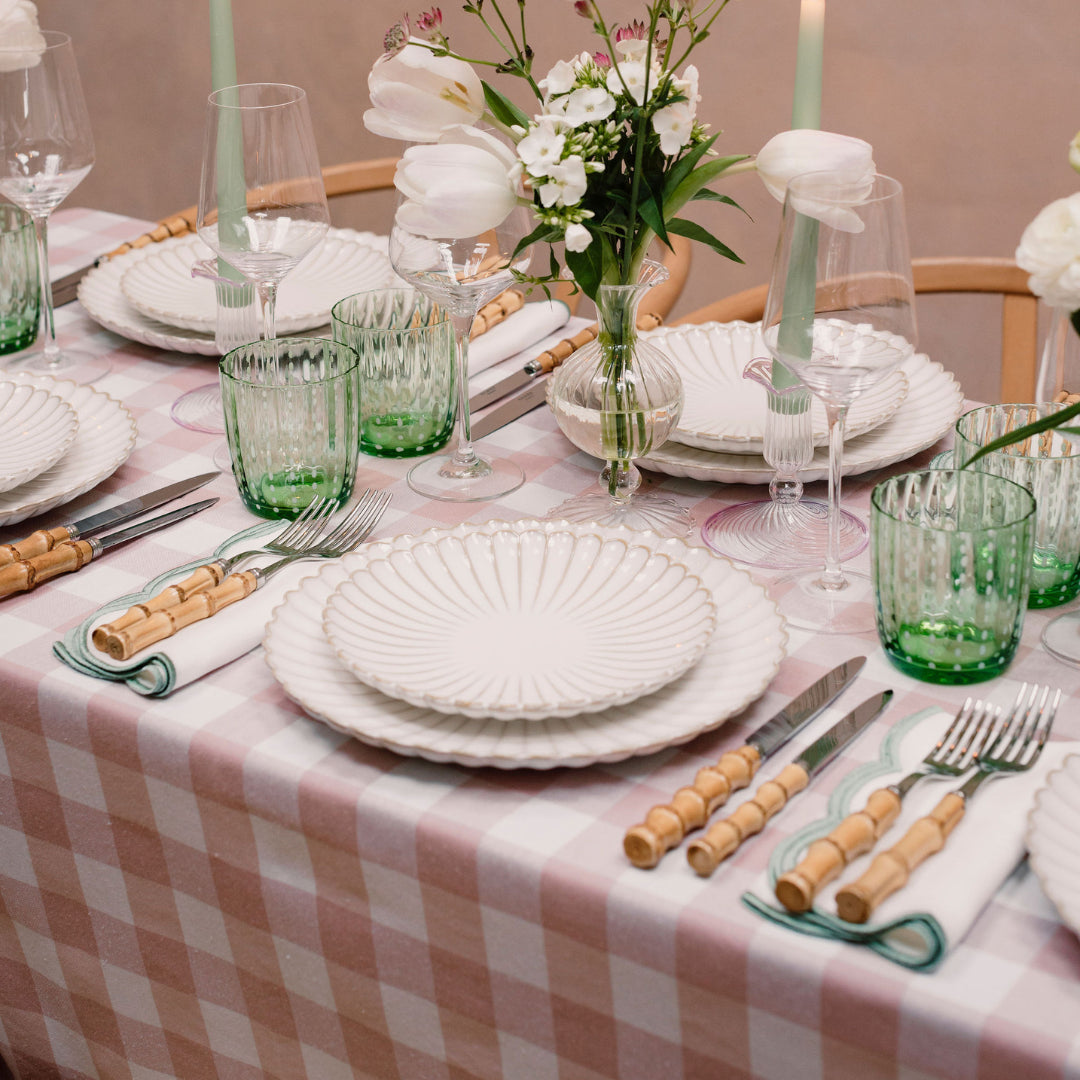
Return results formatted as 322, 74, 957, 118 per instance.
675, 256, 1038, 400
110, 155, 694, 323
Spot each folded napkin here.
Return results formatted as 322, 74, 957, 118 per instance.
54, 520, 323, 697
469, 299, 572, 375
743, 706, 1076, 972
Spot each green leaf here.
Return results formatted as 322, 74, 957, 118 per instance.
661, 131, 720, 200
665, 154, 752, 220
512, 221, 563, 260
481, 81, 530, 129
636, 185, 671, 249
564, 244, 602, 301
665, 217, 743, 263
691, 190, 748, 215
961, 399, 1080, 466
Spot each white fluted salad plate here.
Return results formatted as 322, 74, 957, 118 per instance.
0, 373, 137, 527
0, 380, 78, 494
640, 352, 962, 484
78, 228, 391, 356
120, 230, 396, 334
1027, 753, 1080, 937
322, 523, 717, 721
264, 520, 787, 768
647, 320, 908, 453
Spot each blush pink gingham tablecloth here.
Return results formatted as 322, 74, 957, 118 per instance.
1, 208, 1079, 1080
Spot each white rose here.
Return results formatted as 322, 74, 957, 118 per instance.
364, 41, 484, 143
1016, 193, 1080, 310
564, 223, 592, 252
394, 126, 520, 239
755, 129, 876, 232
0, 0, 46, 72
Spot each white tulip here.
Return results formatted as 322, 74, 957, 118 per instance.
1016, 193, 1080, 310
0, 0, 45, 72
756, 129, 876, 232
564, 223, 592, 252
394, 126, 520, 240
364, 41, 484, 143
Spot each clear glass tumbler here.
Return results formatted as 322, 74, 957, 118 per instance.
331, 289, 455, 458
220, 337, 360, 519
871, 468, 1035, 684
0, 204, 39, 356
953, 403, 1080, 608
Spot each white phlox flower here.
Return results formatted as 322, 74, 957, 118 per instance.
607, 60, 653, 106
538, 157, 589, 208
517, 125, 567, 177
564, 223, 592, 251
652, 102, 694, 155
559, 86, 617, 127
539, 58, 578, 97
672, 64, 700, 114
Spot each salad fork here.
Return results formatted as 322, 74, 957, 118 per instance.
91, 496, 337, 648
98, 489, 392, 661
774, 696, 1001, 913
835, 683, 1061, 924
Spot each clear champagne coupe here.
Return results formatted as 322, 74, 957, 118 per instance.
172, 82, 330, 439
389, 176, 533, 502
762, 171, 916, 633
0, 31, 105, 381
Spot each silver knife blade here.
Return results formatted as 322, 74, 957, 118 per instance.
470, 377, 549, 439
795, 689, 893, 778
94, 498, 218, 551
52, 259, 102, 307
469, 364, 535, 414
746, 656, 867, 761
68, 473, 220, 540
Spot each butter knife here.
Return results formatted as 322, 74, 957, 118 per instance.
623, 657, 868, 868
0, 498, 218, 599
0, 472, 219, 567
686, 690, 894, 877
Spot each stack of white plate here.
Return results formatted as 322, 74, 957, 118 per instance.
0, 373, 136, 527
639, 321, 966, 484
77, 228, 398, 357
264, 518, 788, 769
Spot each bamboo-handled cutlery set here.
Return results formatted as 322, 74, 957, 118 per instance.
625, 664, 1061, 924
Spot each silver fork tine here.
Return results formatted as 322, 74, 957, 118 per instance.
316, 490, 385, 550
273, 496, 330, 546
284, 497, 337, 550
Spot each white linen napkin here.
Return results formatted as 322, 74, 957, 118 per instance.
54, 522, 328, 696
743, 705, 1076, 971
469, 299, 572, 375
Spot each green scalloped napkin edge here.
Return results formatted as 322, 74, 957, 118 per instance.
742, 706, 951, 972
53, 519, 280, 697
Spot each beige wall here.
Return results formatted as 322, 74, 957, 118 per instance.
40, 0, 1080, 402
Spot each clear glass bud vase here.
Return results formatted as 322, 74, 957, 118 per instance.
548, 260, 692, 537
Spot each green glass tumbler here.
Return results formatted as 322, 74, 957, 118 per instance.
0, 204, 40, 355
220, 337, 360, 519
331, 288, 454, 458
871, 469, 1035, 684
954, 403, 1080, 607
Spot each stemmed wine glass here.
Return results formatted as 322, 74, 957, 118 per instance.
389, 174, 533, 502
172, 82, 330, 436
0, 31, 105, 382
762, 171, 916, 633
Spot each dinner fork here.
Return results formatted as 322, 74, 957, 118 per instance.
774, 696, 1002, 913
835, 683, 1061, 924
91, 495, 337, 648
99, 489, 392, 661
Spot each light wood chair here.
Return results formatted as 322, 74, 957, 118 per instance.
675, 256, 1039, 400
110, 156, 694, 324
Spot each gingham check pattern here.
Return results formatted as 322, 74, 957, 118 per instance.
0, 209, 1078, 1080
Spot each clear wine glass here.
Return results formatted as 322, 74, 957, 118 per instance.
389, 178, 533, 502
0, 31, 105, 382
172, 82, 329, 440
762, 171, 917, 633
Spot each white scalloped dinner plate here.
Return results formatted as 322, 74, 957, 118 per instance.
640, 351, 962, 484
1027, 753, 1080, 937
647, 320, 908, 453
0, 380, 78, 493
0, 373, 136, 526
78, 228, 392, 356
264, 519, 787, 769
322, 524, 717, 721
120, 231, 396, 334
